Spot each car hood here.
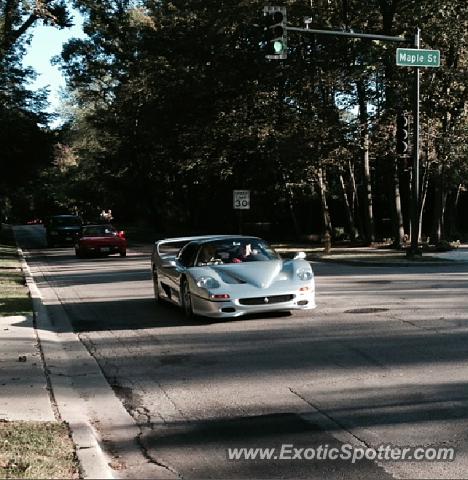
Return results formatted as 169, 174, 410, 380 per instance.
210, 260, 283, 288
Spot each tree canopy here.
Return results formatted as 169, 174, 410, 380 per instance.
2, 0, 467, 243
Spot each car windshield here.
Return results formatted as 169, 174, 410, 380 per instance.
82, 226, 116, 237
51, 216, 81, 226
196, 238, 280, 266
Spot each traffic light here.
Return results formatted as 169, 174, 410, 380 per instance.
262, 6, 287, 60
396, 112, 409, 155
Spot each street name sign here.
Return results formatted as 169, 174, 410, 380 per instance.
233, 190, 250, 210
396, 48, 440, 67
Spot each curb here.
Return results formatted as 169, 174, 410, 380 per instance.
18, 246, 115, 479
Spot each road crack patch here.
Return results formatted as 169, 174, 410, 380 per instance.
137, 430, 183, 479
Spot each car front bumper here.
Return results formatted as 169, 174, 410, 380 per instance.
79, 244, 123, 254
48, 231, 80, 244
191, 288, 316, 318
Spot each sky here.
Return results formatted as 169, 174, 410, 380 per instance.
22, 12, 85, 126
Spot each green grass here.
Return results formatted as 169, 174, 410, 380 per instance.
0, 421, 79, 479
0, 245, 20, 269
0, 227, 32, 316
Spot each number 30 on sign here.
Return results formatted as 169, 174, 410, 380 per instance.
233, 190, 250, 210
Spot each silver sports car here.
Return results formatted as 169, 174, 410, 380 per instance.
151, 235, 316, 318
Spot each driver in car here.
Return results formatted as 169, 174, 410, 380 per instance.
198, 245, 219, 265
231, 243, 260, 262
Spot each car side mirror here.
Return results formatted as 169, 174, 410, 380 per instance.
118, 230, 125, 238
294, 251, 307, 260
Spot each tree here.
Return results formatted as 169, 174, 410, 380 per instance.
0, 0, 71, 220
1, 0, 72, 59
49, 0, 467, 241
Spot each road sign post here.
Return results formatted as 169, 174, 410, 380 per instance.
395, 40, 441, 256
408, 29, 422, 257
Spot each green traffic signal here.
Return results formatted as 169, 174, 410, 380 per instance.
262, 6, 287, 59
274, 40, 285, 54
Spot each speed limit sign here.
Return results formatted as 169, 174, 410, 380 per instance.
233, 190, 250, 210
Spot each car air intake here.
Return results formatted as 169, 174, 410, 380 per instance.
221, 307, 236, 313
297, 300, 308, 306
239, 294, 294, 305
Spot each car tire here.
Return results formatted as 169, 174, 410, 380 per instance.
153, 269, 162, 302
120, 249, 127, 257
180, 278, 193, 318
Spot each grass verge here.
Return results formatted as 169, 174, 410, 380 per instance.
0, 420, 79, 479
0, 226, 32, 316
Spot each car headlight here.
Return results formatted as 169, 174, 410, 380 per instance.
196, 276, 220, 289
296, 267, 313, 281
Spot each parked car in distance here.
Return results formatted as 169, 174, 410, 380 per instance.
45, 214, 82, 247
151, 235, 316, 318
75, 224, 127, 258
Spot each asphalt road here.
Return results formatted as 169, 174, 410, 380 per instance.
15, 225, 468, 479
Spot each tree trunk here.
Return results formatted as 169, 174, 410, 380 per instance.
417, 155, 431, 242
339, 172, 359, 240
356, 80, 375, 243
392, 157, 405, 247
317, 167, 332, 235
445, 184, 462, 240
348, 160, 364, 239
285, 181, 301, 238
362, 132, 375, 243
431, 165, 446, 243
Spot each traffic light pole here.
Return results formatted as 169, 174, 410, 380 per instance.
409, 28, 421, 257
286, 26, 409, 44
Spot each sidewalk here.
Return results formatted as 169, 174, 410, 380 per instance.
0, 314, 56, 422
